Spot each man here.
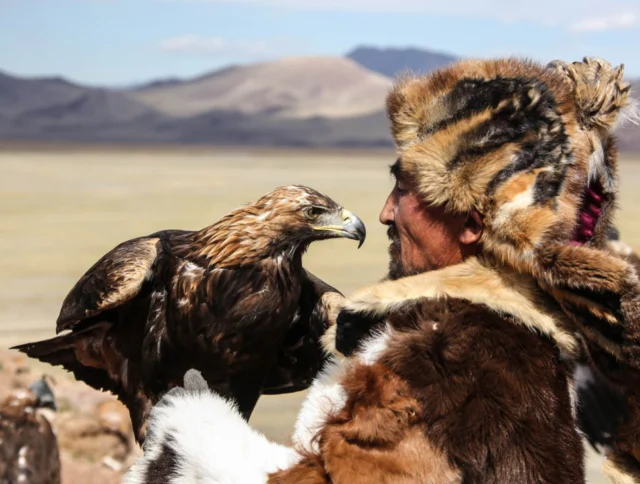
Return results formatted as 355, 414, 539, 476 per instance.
124, 56, 640, 483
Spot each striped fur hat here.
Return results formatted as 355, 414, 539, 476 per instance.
386, 57, 640, 369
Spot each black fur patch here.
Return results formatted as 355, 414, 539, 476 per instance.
533, 164, 569, 205
420, 77, 538, 138
335, 309, 384, 356
576, 367, 628, 452
144, 435, 179, 483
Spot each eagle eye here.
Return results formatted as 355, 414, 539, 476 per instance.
303, 206, 324, 221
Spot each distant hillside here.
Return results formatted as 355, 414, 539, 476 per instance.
127, 57, 392, 119
0, 70, 164, 140
148, 109, 393, 147
347, 46, 457, 78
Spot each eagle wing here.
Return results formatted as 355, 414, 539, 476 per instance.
56, 236, 160, 332
261, 270, 343, 394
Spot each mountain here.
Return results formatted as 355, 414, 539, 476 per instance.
0, 66, 393, 147
127, 57, 392, 119
0, 54, 638, 151
128, 77, 185, 91
0, 70, 164, 140
347, 46, 457, 78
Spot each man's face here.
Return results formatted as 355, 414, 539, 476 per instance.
379, 162, 476, 279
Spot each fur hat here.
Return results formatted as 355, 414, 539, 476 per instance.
385, 57, 640, 369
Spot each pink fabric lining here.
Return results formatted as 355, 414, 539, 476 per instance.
571, 185, 605, 245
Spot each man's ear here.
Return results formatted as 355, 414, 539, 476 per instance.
459, 209, 483, 245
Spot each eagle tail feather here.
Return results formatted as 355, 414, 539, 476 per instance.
12, 333, 152, 444
12, 333, 79, 367
11, 331, 121, 397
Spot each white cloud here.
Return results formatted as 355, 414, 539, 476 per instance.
158, 36, 271, 56
569, 12, 637, 33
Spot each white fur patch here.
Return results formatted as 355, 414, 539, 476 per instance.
567, 372, 579, 422
615, 95, 640, 131
291, 326, 394, 453
493, 184, 535, 228
320, 323, 338, 355
607, 240, 633, 258
602, 457, 639, 484
573, 362, 595, 391
292, 358, 348, 454
123, 389, 301, 484
587, 137, 607, 186
354, 323, 393, 366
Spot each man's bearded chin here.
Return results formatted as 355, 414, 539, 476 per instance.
386, 224, 422, 280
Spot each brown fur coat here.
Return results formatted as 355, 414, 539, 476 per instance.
270, 258, 585, 483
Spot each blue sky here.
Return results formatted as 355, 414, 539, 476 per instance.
2, 0, 640, 86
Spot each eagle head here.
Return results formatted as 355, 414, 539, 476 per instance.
252, 185, 366, 250
194, 185, 366, 267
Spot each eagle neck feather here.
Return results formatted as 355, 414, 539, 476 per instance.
180, 210, 309, 269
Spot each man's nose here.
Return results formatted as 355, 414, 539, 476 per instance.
379, 193, 395, 225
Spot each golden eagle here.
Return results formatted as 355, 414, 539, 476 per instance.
0, 377, 60, 484
13, 185, 365, 442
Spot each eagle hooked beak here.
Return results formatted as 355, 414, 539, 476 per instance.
313, 209, 367, 248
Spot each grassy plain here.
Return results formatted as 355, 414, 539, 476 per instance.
2, 145, 639, 482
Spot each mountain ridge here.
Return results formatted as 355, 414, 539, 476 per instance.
346, 46, 458, 78
126, 56, 392, 119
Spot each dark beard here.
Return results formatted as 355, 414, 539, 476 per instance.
386, 224, 403, 280
386, 224, 423, 280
